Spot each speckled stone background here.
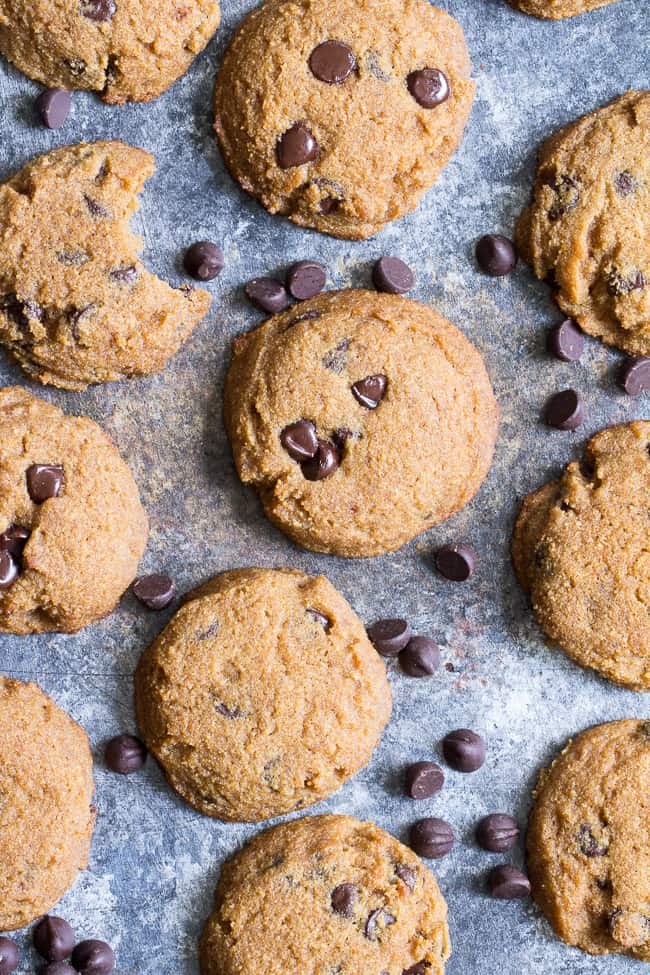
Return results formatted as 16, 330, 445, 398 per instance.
0, 1, 648, 972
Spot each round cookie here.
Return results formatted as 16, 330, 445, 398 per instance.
200, 814, 450, 975
516, 91, 650, 355
0, 386, 148, 634
528, 720, 650, 959
0, 0, 220, 104
135, 568, 391, 821
0, 141, 211, 389
0, 677, 95, 930
509, 0, 618, 17
512, 421, 650, 690
213, 0, 475, 239
224, 290, 498, 558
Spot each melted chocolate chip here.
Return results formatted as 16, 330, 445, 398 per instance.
365, 907, 396, 941
366, 51, 390, 81
548, 175, 580, 220
105, 734, 147, 774
403, 964, 428, 975
84, 194, 109, 218
351, 374, 387, 409
277, 123, 319, 169
215, 703, 243, 719
322, 338, 350, 372
80, 0, 116, 21
331, 883, 357, 917
320, 196, 340, 214
33, 916, 75, 962
280, 420, 319, 461
69, 303, 96, 341
26, 464, 65, 503
309, 41, 356, 84
301, 439, 340, 480
284, 309, 321, 330
0, 525, 29, 558
0, 551, 19, 590
306, 607, 332, 631
394, 863, 416, 891
0, 293, 43, 328
407, 68, 450, 108
578, 823, 608, 857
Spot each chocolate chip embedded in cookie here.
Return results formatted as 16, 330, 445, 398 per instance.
199, 814, 450, 975
134, 569, 391, 821
516, 91, 650, 354
509, 0, 618, 17
213, 0, 475, 239
528, 720, 650, 958
0, 141, 211, 389
224, 289, 499, 557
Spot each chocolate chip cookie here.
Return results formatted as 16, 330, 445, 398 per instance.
512, 421, 650, 690
516, 91, 650, 354
0, 677, 95, 930
213, 0, 475, 239
200, 813, 450, 975
0, 0, 220, 104
0, 141, 211, 389
224, 290, 498, 558
0, 386, 148, 634
135, 568, 391, 821
509, 0, 617, 17
528, 720, 650, 959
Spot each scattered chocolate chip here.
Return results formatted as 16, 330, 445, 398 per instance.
372, 256, 415, 294
277, 123, 319, 169
403, 964, 427, 975
365, 907, 396, 941
607, 267, 645, 296
80, 0, 116, 20
245, 277, 289, 314
35, 88, 71, 129
0, 525, 29, 558
405, 761, 444, 800
183, 241, 225, 282
367, 618, 411, 657
543, 388, 585, 430
407, 68, 449, 108
475, 234, 517, 276
618, 355, 650, 396
322, 338, 350, 372
108, 265, 138, 284
26, 464, 65, 503
286, 260, 326, 300
280, 420, 318, 461
442, 728, 486, 772
434, 544, 476, 582
331, 883, 357, 917
33, 917, 75, 962
70, 940, 115, 975
84, 194, 109, 218
487, 864, 531, 899
547, 318, 584, 361
548, 175, 580, 220
476, 814, 520, 853
614, 170, 637, 197
105, 734, 147, 774
309, 41, 356, 84
132, 574, 175, 610
351, 374, 387, 409
577, 823, 608, 857
41, 964, 77, 975
409, 818, 454, 858
0, 551, 19, 590
0, 938, 19, 975
306, 607, 331, 631
301, 439, 340, 480
400, 636, 440, 677
394, 863, 416, 890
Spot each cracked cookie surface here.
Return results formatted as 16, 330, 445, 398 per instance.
213, 0, 474, 239
0, 0, 220, 103
509, 0, 617, 18
0, 141, 210, 389
224, 290, 498, 558
200, 814, 450, 975
528, 720, 650, 959
135, 569, 391, 821
516, 91, 650, 354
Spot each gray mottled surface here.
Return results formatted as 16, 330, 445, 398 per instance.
0, 1, 649, 972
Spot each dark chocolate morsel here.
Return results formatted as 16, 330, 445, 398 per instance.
0, 525, 30, 558
40, 964, 78, 975
132, 574, 175, 610
245, 278, 290, 314
409, 817, 454, 858
80, 0, 116, 20
405, 761, 444, 800
367, 618, 411, 657
351, 374, 387, 409
300, 439, 340, 480
35, 88, 71, 129
309, 41, 356, 84
105, 734, 147, 774
331, 883, 357, 917
0, 551, 18, 590
280, 420, 319, 461
476, 814, 520, 853
407, 68, 449, 108
26, 464, 65, 503
442, 728, 486, 772
400, 636, 441, 677
487, 864, 531, 899
547, 319, 584, 362
372, 256, 415, 294
544, 389, 585, 430
277, 123, 319, 169
286, 260, 326, 300
364, 907, 396, 940
434, 544, 476, 582
183, 241, 225, 282
33, 917, 75, 962
70, 940, 115, 975
475, 234, 517, 276
403, 965, 427, 975
618, 356, 650, 397
394, 863, 416, 890
108, 265, 138, 284
0, 937, 19, 975
306, 607, 332, 631
577, 823, 609, 857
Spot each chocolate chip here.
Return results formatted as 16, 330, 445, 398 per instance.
284, 309, 321, 330
301, 439, 339, 480
577, 823, 608, 857
331, 427, 358, 452
320, 196, 340, 214
0, 939, 19, 975
244, 277, 289, 314
351, 375, 387, 409
215, 702, 242, 719
547, 318, 584, 361
183, 241, 225, 282
132, 574, 175, 610
442, 728, 486, 772
84, 194, 109, 218
476, 814, 520, 853
108, 265, 138, 284
403, 965, 427, 975
543, 388, 585, 430
394, 863, 416, 890
286, 260, 326, 300
0, 551, 18, 590
70, 940, 115, 975
33, 917, 75, 962
618, 355, 650, 396
35, 88, 71, 129
80, 0, 116, 21
105, 734, 147, 774
277, 123, 319, 169
475, 234, 517, 276
0, 525, 29, 558
365, 907, 396, 941
367, 618, 411, 657
41, 964, 77, 975
69, 304, 96, 341
607, 267, 646, 296
407, 68, 449, 108
487, 864, 531, 899
331, 883, 357, 917
26, 464, 65, 503
1, 293, 43, 327
409, 818, 454, 858
280, 420, 318, 461
434, 544, 476, 581
372, 256, 415, 294
614, 170, 636, 197
400, 636, 440, 677
405, 761, 444, 799
548, 175, 580, 220
306, 608, 331, 631
322, 338, 350, 372
309, 41, 356, 84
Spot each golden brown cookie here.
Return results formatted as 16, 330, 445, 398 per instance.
512, 421, 650, 690
224, 290, 498, 558
213, 0, 474, 239
135, 568, 391, 821
0, 141, 211, 389
200, 814, 450, 975
516, 91, 650, 355
0, 677, 95, 930
0, 386, 148, 634
0, 0, 220, 104
528, 720, 650, 959
509, 0, 618, 17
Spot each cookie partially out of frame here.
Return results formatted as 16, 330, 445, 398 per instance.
509, 0, 618, 19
